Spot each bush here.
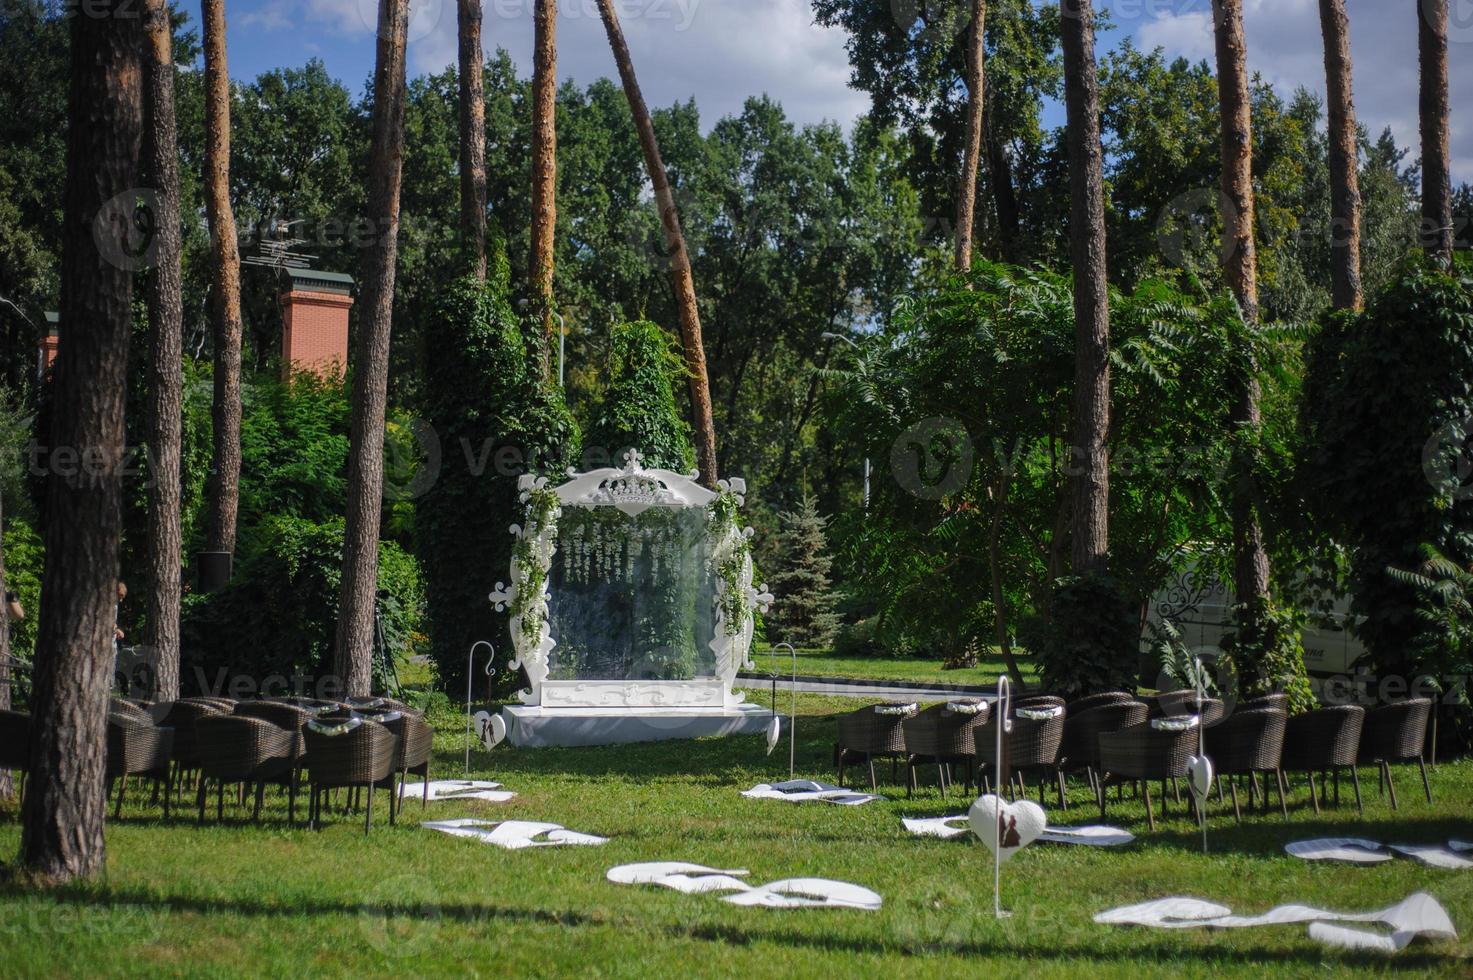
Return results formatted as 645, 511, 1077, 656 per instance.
180, 516, 424, 698
1218, 598, 1316, 713
585, 320, 695, 472
1028, 575, 1139, 699
1, 517, 42, 671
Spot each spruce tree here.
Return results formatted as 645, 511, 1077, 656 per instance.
768, 494, 841, 649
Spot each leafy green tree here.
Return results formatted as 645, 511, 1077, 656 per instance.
586, 320, 694, 472
766, 494, 841, 649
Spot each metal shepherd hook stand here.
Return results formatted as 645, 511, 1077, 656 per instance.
465, 641, 495, 778
993, 674, 1014, 919
1194, 655, 1210, 855
776, 643, 798, 779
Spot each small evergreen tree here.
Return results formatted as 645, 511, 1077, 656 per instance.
586, 320, 695, 472
767, 494, 841, 649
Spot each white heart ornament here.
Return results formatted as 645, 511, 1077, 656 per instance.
968, 794, 1046, 864
473, 710, 507, 750
765, 716, 781, 755
1187, 755, 1214, 802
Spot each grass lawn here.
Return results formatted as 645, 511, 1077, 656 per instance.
748, 646, 1039, 688
0, 691, 1468, 977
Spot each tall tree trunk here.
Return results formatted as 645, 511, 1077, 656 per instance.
529, 0, 558, 379
954, 0, 987, 272
458, 0, 488, 279
21, 0, 141, 884
334, 0, 411, 699
1419, 0, 1453, 264
983, 86, 1022, 264
1061, 0, 1111, 576
1212, 0, 1272, 613
1, 484, 12, 802
595, 0, 719, 486
142, 0, 183, 702
1319, 0, 1362, 310
201, 0, 242, 566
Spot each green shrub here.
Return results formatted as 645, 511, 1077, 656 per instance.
1028, 575, 1139, 699
585, 320, 695, 472
1, 517, 42, 671
1218, 598, 1316, 713
180, 516, 424, 698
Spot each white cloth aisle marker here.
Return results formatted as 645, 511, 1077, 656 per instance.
399, 780, 516, 803
422, 818, 607, 849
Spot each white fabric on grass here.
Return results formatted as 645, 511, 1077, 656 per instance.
741, 780, 879, 806
422, 819, 606, 849
399, 780, 516, 803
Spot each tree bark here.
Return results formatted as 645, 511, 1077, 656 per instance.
458, 0, 488, 279
142, 0, 183, 702
1419, 0, 1454, 264
595, 0, 719, 486
529, 0, 558, 379
1061, 0, 1111, 577
955, 0, 987, 272
21, 0, 141, 884
1, 483, 12, 801
1319, 0, 1362, 310
983, 86, 1022, 265
1212, 0, 1272, 610
335, 0, 410, 699
202, 0, 242, 563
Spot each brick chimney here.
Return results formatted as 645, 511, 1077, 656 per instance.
38, 312, 60, 380
279, 268, 354, 379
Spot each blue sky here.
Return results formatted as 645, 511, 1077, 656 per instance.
211, 0, 1471, 180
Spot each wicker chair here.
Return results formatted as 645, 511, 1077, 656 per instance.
378, 710, 434, 814
973, 707, 1065, 806
1098, 720, 1199, 831
194, 714, 295, 824
106, 710, 175, 819
1237, 693, 1289, 714
1359, 699, 1434, 809
1203, 707, 1288, 822
1146, 691, 1226, 725
834, 704, 913, 791
0, 709, 30, 803
901, 702, 991, 798
1279, 704, 1365, 814
1057, 700, 1149, 805
234, 701, 319, 823
1064, 691, 1138, 716
303, 717, 398, 833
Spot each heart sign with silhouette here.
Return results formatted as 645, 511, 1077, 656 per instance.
1187, 755, 1214, 804
968, 794, 1046, 865
473, 710, 507, 750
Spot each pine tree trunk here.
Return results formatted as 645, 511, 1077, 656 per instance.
954, 0, 987, 272
983, 87, 1022, 265
1419, 0, 1453, 264
21, 1, 141, 884
335, 0, 411, 699
595, 0, 719, 486
202, 0, 242, 564
458, 0, 488, 279
142, 0, 183, 702
1319, 0, 1362, 310
1212, 0, 1272, 612
1061, 0, 1110, 576
529, 0, 558, 379
0, 483, 12, 801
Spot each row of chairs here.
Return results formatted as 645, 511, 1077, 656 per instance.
834, 693, 1435, 830
0, 694, 434, 833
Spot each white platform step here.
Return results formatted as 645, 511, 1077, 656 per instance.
501, 703, 772, 748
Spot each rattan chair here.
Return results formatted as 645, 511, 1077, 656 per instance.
973, 707, 1065, 806
106, 710, 175, 819
1146, 691, 1226, 725
1057, 699, 1149, 805
1064, 691, 1138, 716
1237, 693, 1289, 714
303, 717, 397, 833
0, 709, 30, 803
234, 701, 319, 823
834, 704, 914, 791
1279, 704, 1365, 814
1359, 699, 1434, 809
901, 702, 991, 798
376, 710, 433, 814
1098, 720, 1199, 831
1203, 707, 1288, 822
194, 714, 295, 824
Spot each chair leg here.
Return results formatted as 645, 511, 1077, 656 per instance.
288, 771, 298, 826
115, 773, 128, 819
1384, 761, 1398, 810
936, 763, 947, 798
1418, 757, 1433, 804
389, 777, 398, 827
1142, 781, 1156, 832
197, 776, 207, 826
1056, 770, 1068, 811
1229, 779, 1242, 824
364, 784, 374, 834
1333, 769, 1341, 806
867, 755, 877, 793
217, 780, 225, 822
1098, 777, 1108, 823
253, 782, 265, 823
1306, 771, 1321, 815
1275, 770, 1288, 819
1350, 767, 1364, 814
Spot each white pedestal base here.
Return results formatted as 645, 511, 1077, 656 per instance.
501, 703, 772, 749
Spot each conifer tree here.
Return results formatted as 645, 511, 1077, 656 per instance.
767, 494, 841, 649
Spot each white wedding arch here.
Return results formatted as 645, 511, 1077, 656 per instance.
490, 451, 775, 746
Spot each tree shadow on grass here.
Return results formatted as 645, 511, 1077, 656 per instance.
0, 883, 1458, 971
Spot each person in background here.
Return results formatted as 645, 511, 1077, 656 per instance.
3, 591, 21, 624
114, 580, 126, 644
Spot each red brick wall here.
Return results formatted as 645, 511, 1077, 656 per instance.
38, 335, 59, 379
281, 289, 352, 379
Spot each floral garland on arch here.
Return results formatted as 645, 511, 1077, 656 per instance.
490, 478, 561, 704
707, 480, 773, 682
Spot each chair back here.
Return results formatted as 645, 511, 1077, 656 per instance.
901, 703, 990, 759
106, 711, 174, 777
1204, 707, 1287, 772
836, 705, 911, 755
195, 714, 294, 781
304, 718, 397, 786
1065, 691, 1137, 716
1237, 693, 1289, 714
235, 701, 315, 761
973, 708, 1064, 769
155, 700, 226, 766
1099, 721, 1197, 780
1280, 704, 1364, 770
1059, 700, 1148, 769
1359, 698, 1432, 764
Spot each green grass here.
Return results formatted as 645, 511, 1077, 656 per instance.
0, 692, 1468, 977
749, 646, 1039, 688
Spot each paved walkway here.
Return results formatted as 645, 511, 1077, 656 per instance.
735, 672, 995, 701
